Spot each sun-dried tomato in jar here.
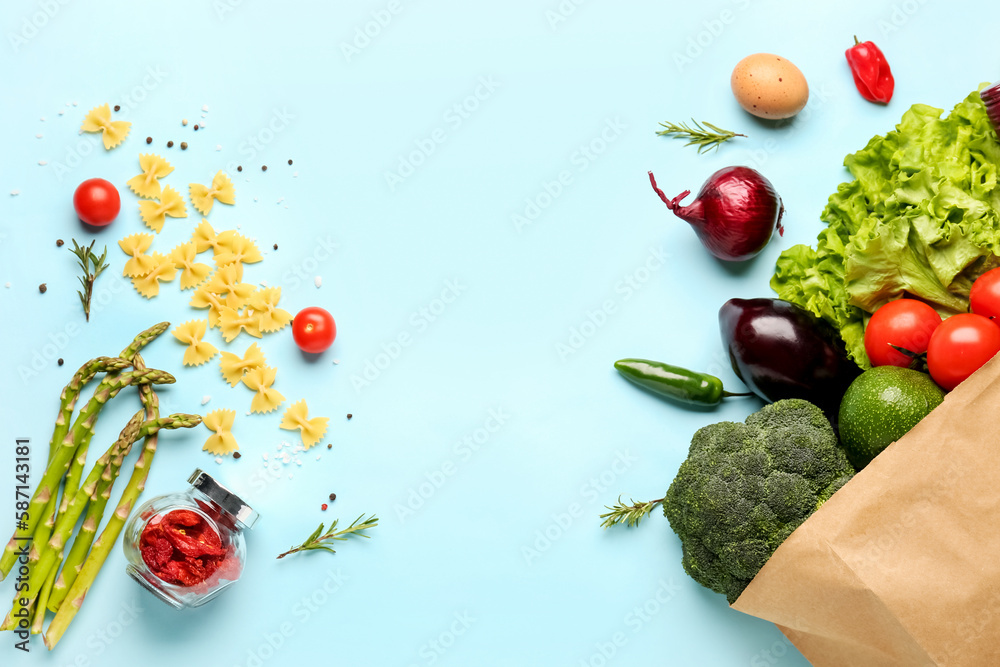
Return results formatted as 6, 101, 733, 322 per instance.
123, 469, 259, 609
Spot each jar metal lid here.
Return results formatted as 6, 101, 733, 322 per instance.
188, 469, 260, 529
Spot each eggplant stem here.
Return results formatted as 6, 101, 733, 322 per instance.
648, 171, 689, 212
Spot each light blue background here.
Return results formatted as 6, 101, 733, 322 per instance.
1, 0, 997, 664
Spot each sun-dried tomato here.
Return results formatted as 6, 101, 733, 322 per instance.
140, 509, 228, 587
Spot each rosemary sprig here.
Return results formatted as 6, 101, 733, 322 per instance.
599, 496, 664, 529
276, 514, 378, 559
655, 118, 746, 153
69, 239, 109, 322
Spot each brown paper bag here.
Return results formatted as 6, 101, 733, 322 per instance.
732, 354, 1000, 667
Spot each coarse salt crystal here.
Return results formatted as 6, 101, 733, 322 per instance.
215, 457, 223, 464
259, 279, 269, 287
263, 453, 269, 461
35, 134, 42, 139
201, 395, 211, 405
40, 117, 45, 121
72, 101, 78, 106
4, 282, 10, 288
295, 459, 302, 466
202, 104, 209, 111
332, 359, 340, 365
288, 473, 294, 480
253, 196, 258, 202
316, 455, 321, 461
58, 110, 64, 116
216, 145, 222, 151
38, 160, 47, 166
200, 121, 207, 128
314, 276, 322, 288
293, 171, 299, 178
10, 190, 19, 196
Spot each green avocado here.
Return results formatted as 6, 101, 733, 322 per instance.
838, 366, 946, 470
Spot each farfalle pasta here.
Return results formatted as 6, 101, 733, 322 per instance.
139, 185, 187, 233
218, 343, 265, 386
248, 287, 293, 333
127, 154, 174, 199
241, 366, 285, 414
279, 400, 329, 449
206, 262, 255, 305
172, 320, 218, 366
218, 306, 262, 342
169, 242, 212, 289
81, 104, 131, 150
215, 231, 263, 266
189, 171, 235, 216
191, 219, 225, 256
202, 409, 238, 455
189, 280, 226, 328
118, 233, 156, 277
131, 253, 177, 298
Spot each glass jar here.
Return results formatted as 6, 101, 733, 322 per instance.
123, 469, 259, 609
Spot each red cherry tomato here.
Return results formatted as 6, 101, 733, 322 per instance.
970, 267, 1000, 320
73, 178, 120, 226
863, 299, 942, 367
292, 307, 336, 353
926, 313, 1000, 391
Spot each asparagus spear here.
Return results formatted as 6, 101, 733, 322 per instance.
31, 563, 58, 635
56, 325, 170, 518
0, 368, 175, 579
2, 412, 144, 630
47, 357, 189, 650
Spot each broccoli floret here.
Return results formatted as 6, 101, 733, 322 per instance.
663, 399, 855, 603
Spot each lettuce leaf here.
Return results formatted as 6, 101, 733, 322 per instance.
771, 88, 1000, 368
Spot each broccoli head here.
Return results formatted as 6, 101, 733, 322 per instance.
663, 399, 855, 604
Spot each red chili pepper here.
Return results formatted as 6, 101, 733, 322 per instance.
845, 36, 894, 104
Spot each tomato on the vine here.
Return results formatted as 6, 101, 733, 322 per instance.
970, 267, 1000, 321
73, 178, 120, 226
863, 299, 942, 367
292, 307, 336, 353
926, 313, 1000, 391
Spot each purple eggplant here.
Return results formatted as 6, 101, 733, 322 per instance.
719, 298, 861, 418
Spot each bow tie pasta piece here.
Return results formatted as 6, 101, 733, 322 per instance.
203, 409, 239, 455
241, 365, 285, 414
248, 287, 293, 333
219, 342, 266, 386
215, 231, 263, 266
189, 171, 235, 216
140, 185, 187, 233
169, 242, 212, 289
190, 280, 226, 328
118, 233, 156, 277
207, 262, 256, 305
280, 400, 329, 449
218, 306, 263, 342
81, 103, 131, 150
172, 319, 218, 366
131, 253, 177, 298
191, 219, 225, 256
126, 154, 175, 199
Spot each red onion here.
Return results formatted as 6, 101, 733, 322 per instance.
649, 167, 784, 261
981, 81, 1000, 135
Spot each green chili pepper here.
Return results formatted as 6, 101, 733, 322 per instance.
613, 358, 752, 407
